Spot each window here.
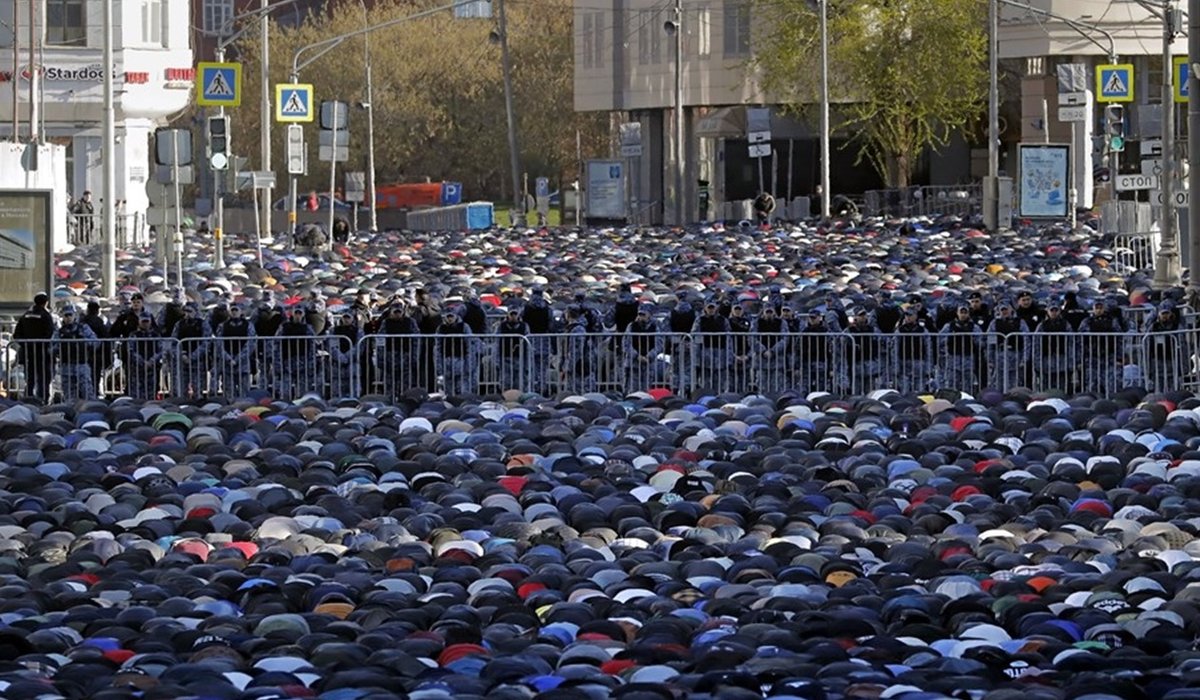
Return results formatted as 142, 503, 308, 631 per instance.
591, 12, 605, 68
46, 0, 86, 47
722, 1, 749, 57
0, 4, 13, 49
582, 13, 595, 69
695, 6, 711, 57
203, 0, 235, 36
142, 0, 164, 46
637, 9, 660, 65
581, 11, 604, 69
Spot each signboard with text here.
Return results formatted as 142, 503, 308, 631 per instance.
1018, 143, 1071, 219
0, 190, 53, 311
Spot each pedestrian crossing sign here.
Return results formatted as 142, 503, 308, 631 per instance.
196, 62, 242, 107
275, 83, 314, 123
1175, 56, 1190, 103
1096, 63, 1134, 103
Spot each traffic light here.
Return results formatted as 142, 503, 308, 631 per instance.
286, 124, 305, 176
1105, 104, 1125, 153
207, 115, 231, 170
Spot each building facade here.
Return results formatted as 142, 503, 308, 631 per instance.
0, 0, 194, 222
574, 0, 977, 225
997, 0, 1183, 210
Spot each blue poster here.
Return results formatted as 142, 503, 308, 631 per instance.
1018, 144, 1070, 219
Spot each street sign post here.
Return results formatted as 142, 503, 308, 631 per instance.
1115, 173, 1161, 191
1096, 64, 1135, 103
196, 62, 242, 107
1057, 106, 1087, 122
275, 84, 314, 123
1153, 189, 1190, 207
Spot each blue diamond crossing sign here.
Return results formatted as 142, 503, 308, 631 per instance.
1096, 63, 1134, 103
196, 62, 241, 107
1175, 56, 1190, 103
275, 83, 314, 123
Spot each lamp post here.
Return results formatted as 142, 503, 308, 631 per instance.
360, 0, 378, 232
494, 0, 524, 228
101, 0, 115, 298
664, 2, 684, 226
818, 0, 830, 218
260, 0, 272, 246
290, 0, 486, 233
1190, 1, 1200, 302
1153, 0, 1181, 288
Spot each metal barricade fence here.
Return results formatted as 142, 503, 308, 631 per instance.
68, 212, 148, 248
177, 335, 359, 402
4, 337, 182, 401
1113, 233, 1159, 274
358, 333, 532, 399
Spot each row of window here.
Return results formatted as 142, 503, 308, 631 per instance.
582, 3, 749, 71
0, 0, 173, 48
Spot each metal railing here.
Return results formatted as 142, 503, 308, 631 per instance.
68, 212, 148, 248
0, 328, 1195, 402
1112, 233, 1160, 275
862, 185, 983, 219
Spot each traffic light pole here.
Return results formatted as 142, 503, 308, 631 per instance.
1190, 0, 1200, 302
1154, 1, 1181, 288
214, 47, 229, 271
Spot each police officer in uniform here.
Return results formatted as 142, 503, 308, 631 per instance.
52, 306, 98, 401
844, 308, 884, 395
796, 309, 834, 393
669, 290, 697, 394
1032, 301, 1075, 393
560, 307, 595, 394
327, 312, 362, 398
273, 305, 316, 400
435, 308, 477, 396
1144, 302, 1186, 391
1078, 299, 1127, 395
158, 288, 187, 338
986, 301, 1029, 391
126, 312, 165, 401
495, 308, 530, 392
172, 303, 211, 399
521, 287, 554, 395
752, 305, 790, 395
215, 303, 257, 398
376, 303, 419, 400
893, 306, 932, 394
728, 303, 753, 391
611, 284, 639, 335
691, 301, 731, 393
938, 304, 982, 393
623, 304, 664, 391
14, 292, 56, 400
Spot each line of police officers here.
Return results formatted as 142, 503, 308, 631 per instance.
8, 285, 1190, 402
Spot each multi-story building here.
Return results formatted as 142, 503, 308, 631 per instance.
577, 0, 1178, 223
0, 0, 194, 221
191, 0, 331, 63
998, 0, 1183, 210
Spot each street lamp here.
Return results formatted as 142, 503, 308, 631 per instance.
489, 0, 524, 228
817, 0, 830, 219
360, 0, 379, 232
664, 7, 684, 226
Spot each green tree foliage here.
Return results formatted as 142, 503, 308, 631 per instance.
754, 0, 987, 187
224, 0, 608, 199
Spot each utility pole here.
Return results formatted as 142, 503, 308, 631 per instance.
497, 0, 523, 228
1154, 0, 1181, 288
101, 0, 116, 298
260, 0, 272, 242
818, 0, 830, 218
11, 1, 18, 140
673, 0, 685, 226
984, 0, 1000, 231
362, 0, 378, 232
28, 0, 37, 142
1190, 0, 1200, 300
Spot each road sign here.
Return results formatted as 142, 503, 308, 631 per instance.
318, 131, 349, 148
1141, 139, 1163, 157
320, 101, 349, 131
748, 130, 771, 144
619, 122, 642, 158
196, 62, 241, 107
749, 143, 772, 158
1115, 173, 1160, 191
1096, 64, 1134, 103
345, 172, 366, 202
1142, 159, 1163, 177
1175, 56, 1190, 103
275, 83, 314, 122
318, 146, 349, 162
1152, 189, 1190, 207
1057, 106, 1087, 122
235, 171, 277, 191
1061, 92, 1088, 106
286, 125, 305, 175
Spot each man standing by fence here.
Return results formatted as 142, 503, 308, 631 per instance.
14, 293, 56, 401
71, 191, 95, 244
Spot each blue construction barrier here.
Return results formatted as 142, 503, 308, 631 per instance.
405, 202, 494, 232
